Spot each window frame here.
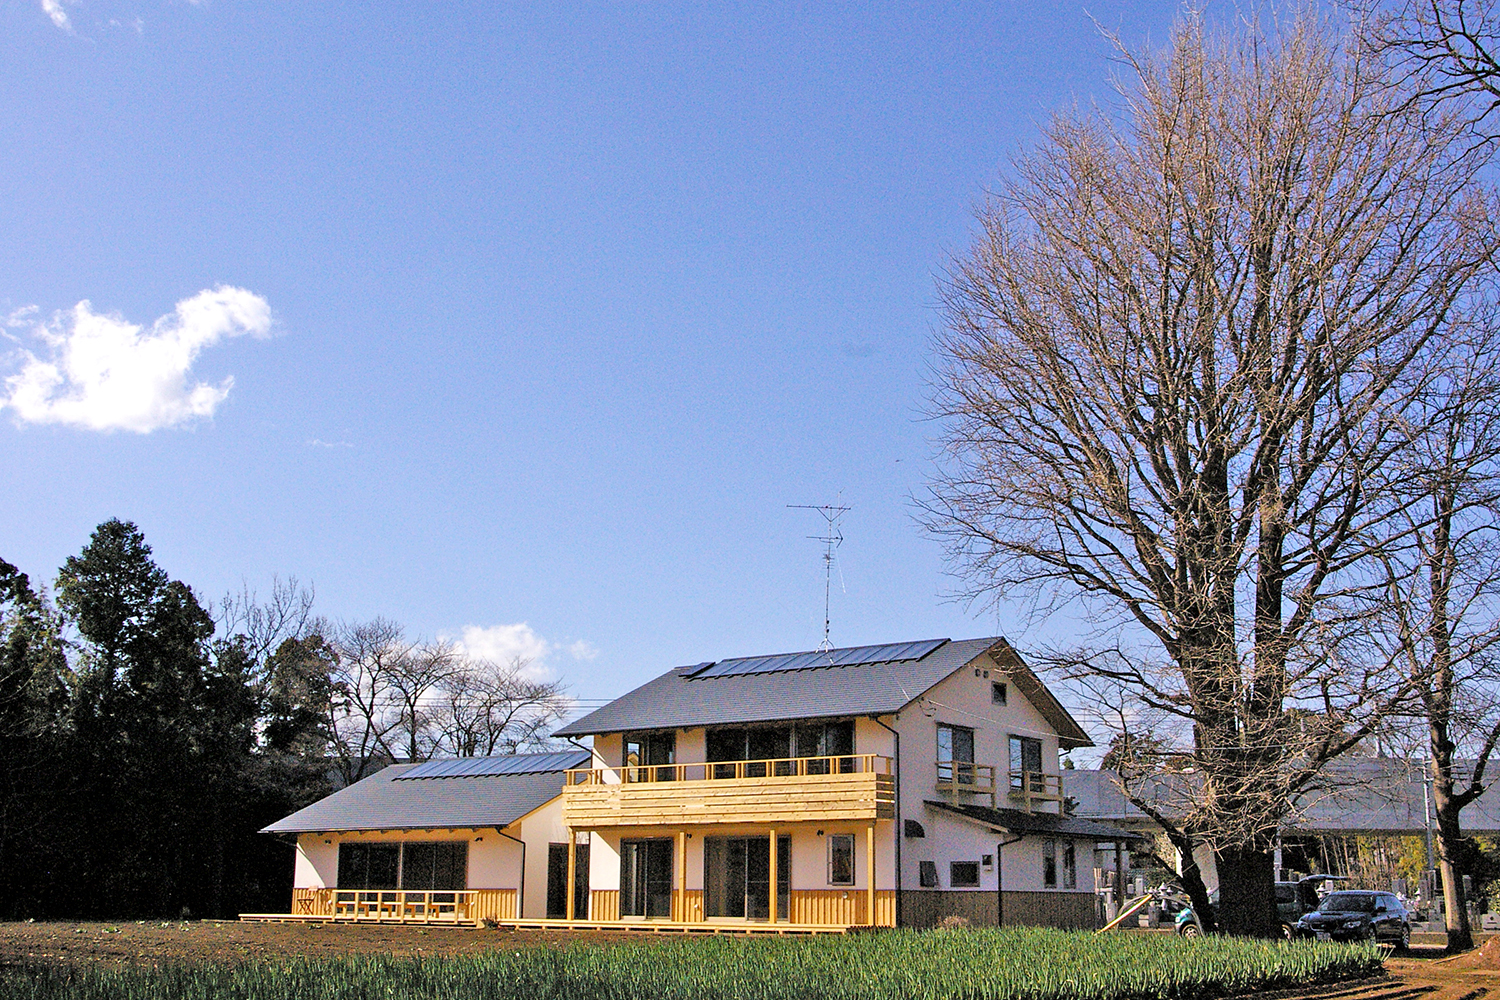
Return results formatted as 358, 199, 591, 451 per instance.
992, 681, 1008, 705
918, 860, 938, 888
1042, 838, 1058, 888
827, 833, 855, 886
1009, 734, 1043, 789
950, 861, 981, 888
1061, 841, 1076, 889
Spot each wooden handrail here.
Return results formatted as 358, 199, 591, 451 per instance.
565, 753, 893, 785
935, 761, 998, 807
1006, 770, 1064, 813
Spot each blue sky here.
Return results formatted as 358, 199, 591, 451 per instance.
3, 1, 1186, 714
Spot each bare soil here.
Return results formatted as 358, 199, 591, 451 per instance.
0, 920, 629, 969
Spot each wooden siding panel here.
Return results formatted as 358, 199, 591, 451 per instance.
1001, 891, 1097, 930
563, 773, 895, 827
789, 890, 894, 927
590, 889, 620, 922
471, 889, 518, 922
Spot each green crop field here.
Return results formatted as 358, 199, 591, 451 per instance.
0, 928, 1384, 1000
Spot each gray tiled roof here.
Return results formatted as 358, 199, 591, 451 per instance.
555, 637, 990, 737
555, 636, 1092, 748
924, 799, 1140, 841
261, 750, 589, 835
1064, 762, 1500, 835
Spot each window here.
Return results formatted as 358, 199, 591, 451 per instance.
336, 841, 468, 891
937, 724, 976, 785
1009, 735, 1043, 788
1061, 841, 1076, 889
992, 682, 1007, 705
950, 862, 980, 888
828, 834, 855, 886
918, 860, 938, 888
337, 842, 400, 890
795, 720, 856, 774
624, 732, 676, 781
401, 842, 468, 891
1042, 839, 1057, 888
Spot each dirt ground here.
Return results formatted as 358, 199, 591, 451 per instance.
0, 920, 630, 968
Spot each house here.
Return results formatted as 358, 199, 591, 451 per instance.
551, 636, 1134, 930
1066, 760, 1500, 897
250, 749, 591, 924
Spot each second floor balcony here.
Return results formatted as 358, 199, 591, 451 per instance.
563, 754, 895, 828
934, 764, 1064, 813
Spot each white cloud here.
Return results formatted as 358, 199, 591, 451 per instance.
40, 0, 72, 31
454, 623, 595, 681
1, 286, 273, 433
307, 438, 354, 449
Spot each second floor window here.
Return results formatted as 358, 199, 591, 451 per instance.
1009, 735, 1043, 789
937, 723, 975, 785
625, 732, 676, 780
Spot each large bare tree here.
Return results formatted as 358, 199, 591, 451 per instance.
928, 13, 1499, 936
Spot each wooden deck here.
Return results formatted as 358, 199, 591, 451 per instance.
238, 912, 853, 934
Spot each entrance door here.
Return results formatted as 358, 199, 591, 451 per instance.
546, 842, 590, 919
620, 839, 673, 918
704, 836, 790, 920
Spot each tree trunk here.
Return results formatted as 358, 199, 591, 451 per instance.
1434, 786, 1474, 952
1215, 845, 1280, 937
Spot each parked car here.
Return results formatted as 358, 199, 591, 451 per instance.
1293, 890, 1411, 950
1175, 875, 1347, 938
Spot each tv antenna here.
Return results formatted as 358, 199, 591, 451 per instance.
788, 503, 850, 652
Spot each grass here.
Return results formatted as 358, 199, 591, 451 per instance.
0, 927, 1385, 1000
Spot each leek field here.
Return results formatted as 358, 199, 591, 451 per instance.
0, 927, 1384, 1000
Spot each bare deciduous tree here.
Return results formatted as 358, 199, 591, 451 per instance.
927, 12, 1498, 936
427, 656, 568, 758
1364, 364, 1500, 951
1352, 0, 1500, 135
326, 619, 568, 783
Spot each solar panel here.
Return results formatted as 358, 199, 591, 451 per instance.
687, 638, 947, 679
394, 749, 591, 780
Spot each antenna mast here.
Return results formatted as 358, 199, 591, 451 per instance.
788, 503, 850, 652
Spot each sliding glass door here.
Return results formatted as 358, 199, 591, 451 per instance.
620, 839, 673, 918
704, 836, 790, 920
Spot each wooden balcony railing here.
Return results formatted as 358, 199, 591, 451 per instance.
935, 761, 998, 807
1007, 770, 1064, 813
563, 754, 895, 826
934, 766, 1064, 813
566, 753, 892, 785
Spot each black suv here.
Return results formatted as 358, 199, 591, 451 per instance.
1294, 890, 1411, 949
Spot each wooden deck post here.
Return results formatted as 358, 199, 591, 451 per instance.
676, 831, 687, 921
565, 828, 577, 921
866, 823, 876, 926
768, 828, 777, 923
